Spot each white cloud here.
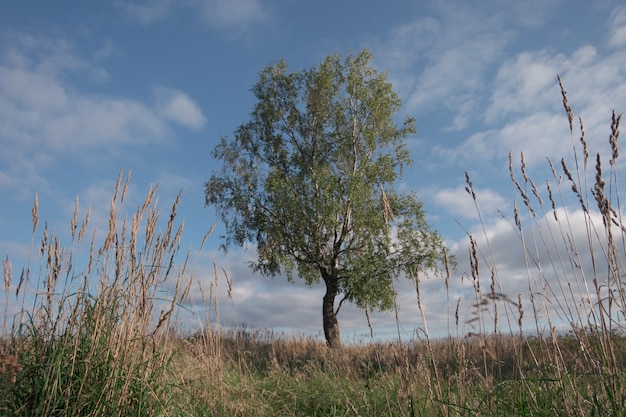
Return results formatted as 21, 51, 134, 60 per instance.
370, 1, 568, 134
371, 3, 518, 130
486, 50, 564, 123
154, 87, 207, 130
50, 99, 167, 148
0, 33, 209, 197
431, 111, 569, 170
3, 32, 110, 82
432, 185, 509, 221
194, 0, 269, 34
492, 0, 560, 28
116, 0, 269, 37
406, 32, 509, 126
116, 0, 175, 25
155, 172, 194, 195
67, 176, 138, 233
485, 43, 626, 130
432, 32, 626, 170
183, 249, 325, 333
491, 112, 567, 166
444, 204, 626, 335
609, 6, 626, 48
0, 63, 167, 149
0, 34, 168, 148
186, 201, 626, 339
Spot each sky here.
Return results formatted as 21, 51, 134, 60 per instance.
2, 0, 626, 343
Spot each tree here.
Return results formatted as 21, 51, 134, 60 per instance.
205, 50, 448, 348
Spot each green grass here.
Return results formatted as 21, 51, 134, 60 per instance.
168, 331, 626, 416
1, 81, 626, 416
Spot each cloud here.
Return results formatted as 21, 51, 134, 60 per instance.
431, 32, 626, 171
371, 3, 517, 131
370, 1, 565, 133
0, 64, 165, 195
154, 172, 194, 195
485, 43, 626, 129
491, 0, 559, 28
116, 0, 270, 37
116, 0, 175, 25
0, 33, 207, 197
435, 112, 568, 169
432, 185, 509, 221
406, 32, 510, 130
485, 50, 564, 123
154, 87, 207, 130
182, 249, 325, 334
193, 0, 270, 34
444, 203, 626, 335
131, 180, 626, 341
0, 61, 168, 148
609, 5, 626, 48
3, 32, 110, 82
0, 34, 167, 143
67, 176, 138, 233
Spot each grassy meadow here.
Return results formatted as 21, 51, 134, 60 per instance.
1, 84, 626, 416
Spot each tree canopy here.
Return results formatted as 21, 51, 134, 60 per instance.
205, 50, 449, 348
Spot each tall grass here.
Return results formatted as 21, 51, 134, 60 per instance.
0, 170, 194, 416
444, 76, 626, 416
1, 79, 626, 416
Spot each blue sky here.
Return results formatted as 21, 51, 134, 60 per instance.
2, 0, 626, 342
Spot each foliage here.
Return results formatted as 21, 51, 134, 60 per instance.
205, 50, 448, 347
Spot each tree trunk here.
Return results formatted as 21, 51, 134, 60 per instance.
322, 274, 341, 348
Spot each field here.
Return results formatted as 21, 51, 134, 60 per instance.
1, 85, 626, 416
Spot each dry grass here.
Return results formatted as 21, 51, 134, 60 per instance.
1, 169, 193, 416
448, 75, 626, 416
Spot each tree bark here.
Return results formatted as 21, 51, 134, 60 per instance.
322, 274, 341, 348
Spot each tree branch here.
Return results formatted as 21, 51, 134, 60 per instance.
335, 293, 349, 315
